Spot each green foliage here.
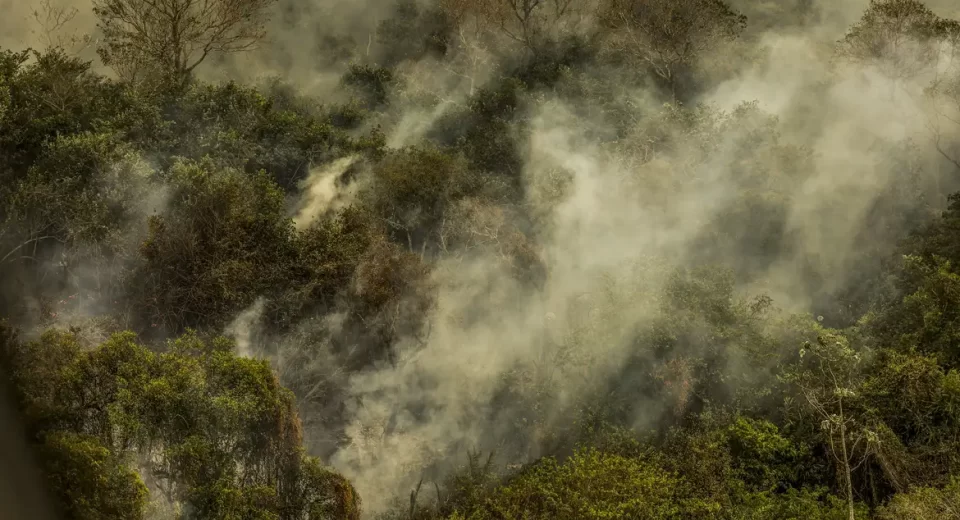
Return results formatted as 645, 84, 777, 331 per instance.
599, 0, 747, 100
364, 145, 498, 251
873, 254, 960, 368
432, 79, 527, 178
0, 48, 144, 177
727, 416, 808, 492
876, 477, 960, 519
475, 448, 687, 520
0, 130, 154, 324
270, 206, 376, 329
343, 64, 397, 108
154, 81, 356, 188
862, 348, 960, 485
733, 487, 864, 520
130, 159, 297, 334
297, 456, 363, 520
870, 193, 960, 369
38, 431, 149, 520
8, 132, 151, 248
1, 328, 359, 519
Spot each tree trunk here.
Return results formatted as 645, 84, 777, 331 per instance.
839, 422, 856, 520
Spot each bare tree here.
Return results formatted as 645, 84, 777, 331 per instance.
92, 0, 278, 85
598, 0, 746, 100
30, 0, 95, 54
438, 0, 499, 95
482, 0, 594, 54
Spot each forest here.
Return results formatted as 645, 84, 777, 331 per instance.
2, 0, 960, 518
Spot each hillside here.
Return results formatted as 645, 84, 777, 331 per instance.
2, 0, 960, 518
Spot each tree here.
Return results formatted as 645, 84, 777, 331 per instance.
92, 0, 279, 86
341, 64, 395, 109
926, 60, 960, 171
143, 80, 358, 187
598, 0, 746, 100
0, 327, 360, 519
837, 0, 960, 83
434, 0, 499, 96
784, 332, 881, 520
0, 48, 145, 177
0, 132, 153, 328
129, 159, 298, 336
362, 146, 491, 254
862, 348, 960, 488
37, 432, 149, 520
871, 254, 960, 369
734, 487, 864, 520
839, 2, 960, 169
481, 0, 593, 55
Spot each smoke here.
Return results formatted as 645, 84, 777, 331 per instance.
224, 297, 267, 358
12, 150, 165, 345
289, 2, 960, 515
702, 31, 951, 310
325, 94, 750, 511
385, 57, 494, 149
324, 100, 734, 511
0, 0, 399, 90
293, 155, 363, 230
0, 0, 100, 63
199, 0, 403, 89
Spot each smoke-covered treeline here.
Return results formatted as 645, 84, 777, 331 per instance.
3, 0, 960, 518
